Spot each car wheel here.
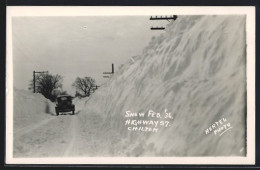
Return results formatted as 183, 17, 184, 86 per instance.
56, 111, 59, 116
72, 110, 75, 115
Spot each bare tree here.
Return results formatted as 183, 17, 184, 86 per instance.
29, 73, 63, 101
72, 77, 96, 97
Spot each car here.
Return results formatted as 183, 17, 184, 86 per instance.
55, 95, 75, 116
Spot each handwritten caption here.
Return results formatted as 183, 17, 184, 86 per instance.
125, 109, 174, 133
205, 118, 233, 136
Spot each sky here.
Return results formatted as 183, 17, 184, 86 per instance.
12, 16, 165, 95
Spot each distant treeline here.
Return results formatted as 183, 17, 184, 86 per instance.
29, 73, 97, 102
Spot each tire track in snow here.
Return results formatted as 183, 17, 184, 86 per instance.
63, 114, 78, 157
14, 115, 75, 157
14, 115, 55, 138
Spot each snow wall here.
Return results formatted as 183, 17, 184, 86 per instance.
13, 89, 55, 130
83, 16, 246, 156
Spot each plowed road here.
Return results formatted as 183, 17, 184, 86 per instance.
13, 111, 108, 157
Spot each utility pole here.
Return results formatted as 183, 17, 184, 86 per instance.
112, 63, 114, 74
150, 15, 178, 21
149, 15, 178, 31
150, 26, 165, 30
33, 71, 48, 93
103, 63, 114, 78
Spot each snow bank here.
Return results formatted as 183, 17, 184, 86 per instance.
82, 16, 246, 156
73, 97, 89, 112
13, 88, 55, 130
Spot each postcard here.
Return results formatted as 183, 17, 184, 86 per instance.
6, 6, 255, 164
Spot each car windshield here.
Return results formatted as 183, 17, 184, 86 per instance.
57, 96, 71, 102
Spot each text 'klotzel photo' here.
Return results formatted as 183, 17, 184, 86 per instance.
6, 7, 255, 165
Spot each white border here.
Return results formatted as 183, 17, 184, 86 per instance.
6, 6, 255, 165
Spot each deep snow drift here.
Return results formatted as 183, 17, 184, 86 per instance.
13, 89, 57, 157
13, 88, 55, 131
82, 15, 246, 156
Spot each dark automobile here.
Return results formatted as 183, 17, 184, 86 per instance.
55, 95, 75, 115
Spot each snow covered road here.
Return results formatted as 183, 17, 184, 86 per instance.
14, 113, 75, 157
13, 111, 107, 157
13, 92, 116, 157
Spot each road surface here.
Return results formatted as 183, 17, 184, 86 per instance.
13, 110, 108, 157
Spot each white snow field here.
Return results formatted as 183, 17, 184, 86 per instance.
13, 15, 246, 157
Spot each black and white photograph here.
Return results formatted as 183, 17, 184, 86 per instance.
6, 6, 255, 164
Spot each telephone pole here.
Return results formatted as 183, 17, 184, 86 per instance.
150, 15, 178, 21
151, 26, 165, 30
103, 63, 114, 78
33, 71, 48, 93
149, 15, 178, 31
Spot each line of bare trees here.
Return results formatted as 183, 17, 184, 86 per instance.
29, 73, 97, 101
